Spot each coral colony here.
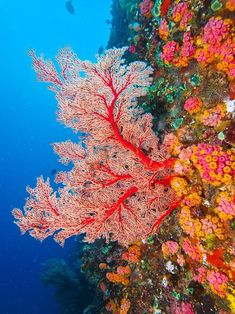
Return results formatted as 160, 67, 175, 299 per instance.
13, 48, 178, 246
14, 1, 234, 313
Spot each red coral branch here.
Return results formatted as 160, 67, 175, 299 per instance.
149, 199, 182, 235
28, 50, 63, 87
13, 48, 180, 246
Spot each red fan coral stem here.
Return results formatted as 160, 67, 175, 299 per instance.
149, 199, 182, 234
104, 186, 138, 220
107, 94, 175, 171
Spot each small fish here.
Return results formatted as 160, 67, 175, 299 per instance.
65, 0, 75, 15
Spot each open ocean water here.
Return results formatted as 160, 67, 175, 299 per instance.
0, 1, 111, 313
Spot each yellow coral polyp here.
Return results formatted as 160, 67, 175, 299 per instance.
216, 173, 223, 181
175, 58, 189, 67
213, 180, 221, 186
217, 191, 229, 201
227, 293, 235, 312
179, 206, 206, 238
198, 231, 205, 237
217, 234, 225, 240
209, 162, 217, 170
196, 37, 203, 45
212, 150, 219, 156
216, 228, 223, 234
99, 263, 108, 270
184, 192, 202, 207
171, 177, 189, 196
173, 12, 181, 23
209, 171, 216, 178
222, 174, 232, 183
191, 155, 198, 163
223, 166, 231, 173
217, 207, 233, 221
217, 62, 229, 71
204, 215, 225, 239
212, 216, 219, 224
195, 224, 202, 234
205, 155, 212, 162
226, 0, 235, 11
210, 283, 228, 298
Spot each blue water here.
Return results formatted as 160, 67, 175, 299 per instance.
0, 1, 111, 312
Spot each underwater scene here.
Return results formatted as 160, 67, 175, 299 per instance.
1, 0, 235, 313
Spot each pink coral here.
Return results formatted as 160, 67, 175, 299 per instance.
216, 192, 235, 218
200, 103, 226, 127
159, 18, 169, 41
182, 238, 201, 261
195, 17, 235, 77
203, 17, 230, 45
117, 266, 131, 275
174, 161, 185, 174
193, 267, 207, 284
172, 2, 193, 29
219, 37, 235, 62
161, 41, 179, 63
184, 97, 202, 114
187, 144, 234, 185
139, 0, 153, 17
175, 301, 195, 314
207, 271, 228, 297
163, 132, 182, 155
176, 254, 185, 266
179, 147, 193, 160
13, 48, 178, 246
181, 32, 195, 58
172, 2, 188, 22
129, 45, 136, 54
161, 32, 195, 66
162, 240, 179, 256
201, 217, 218, 235
180, 11, 193, 30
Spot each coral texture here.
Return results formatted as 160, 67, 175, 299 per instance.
13, 47, 178, 246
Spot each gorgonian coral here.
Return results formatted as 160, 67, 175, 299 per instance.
13, 47, 179, 246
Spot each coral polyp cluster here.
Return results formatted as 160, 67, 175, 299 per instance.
81, 0, 234, 312
178, 144, 234, 186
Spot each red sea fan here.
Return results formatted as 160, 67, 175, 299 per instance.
160, 0, 171, 17
13, 47, 179, 246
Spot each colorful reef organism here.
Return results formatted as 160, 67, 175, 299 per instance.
13, 47, 180, 247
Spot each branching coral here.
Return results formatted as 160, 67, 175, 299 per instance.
13, 47, 179, 246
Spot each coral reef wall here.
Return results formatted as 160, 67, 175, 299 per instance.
14, 0, 235, 313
